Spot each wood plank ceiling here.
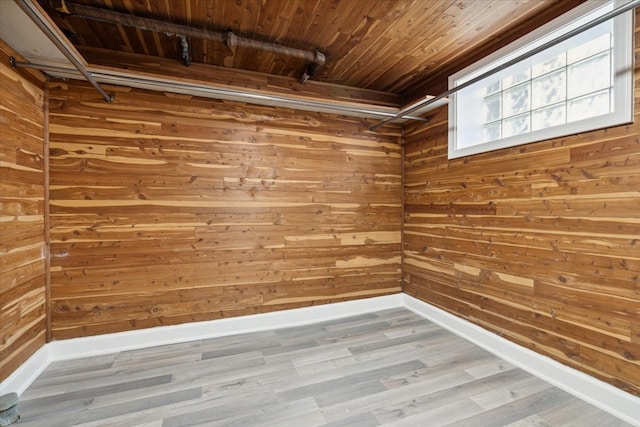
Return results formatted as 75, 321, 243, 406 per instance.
38, 0, 582, 101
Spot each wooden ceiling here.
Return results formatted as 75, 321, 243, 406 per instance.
39, 0, 582, 100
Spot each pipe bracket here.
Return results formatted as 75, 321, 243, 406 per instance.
225, 30, 237, 48
178, 35, 190, 67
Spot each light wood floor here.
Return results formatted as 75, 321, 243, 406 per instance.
17, 308, 632, 426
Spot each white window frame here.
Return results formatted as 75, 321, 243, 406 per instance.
448, 0, 634, 159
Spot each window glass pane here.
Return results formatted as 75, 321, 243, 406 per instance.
502, 113, 530, 137
483, 122, 501, 142
503, 69, 531, 90
483, 94, 501, 122
503, 83, 530, 118
532, 69, 566, 109
532, 53, 566, 78
532, 103, 566, 130
567, 51, 611, 98
568, 89, 610, 121
485, 80, 501, 96
568, 33, 611, 64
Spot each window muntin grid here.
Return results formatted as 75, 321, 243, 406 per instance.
448, 1, 633, 160
481, 33, 613, 143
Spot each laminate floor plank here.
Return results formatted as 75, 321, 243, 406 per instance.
378, 397, 487, 426
321, 412, 380, 427
17, 308, 633, 426
367, 369, 533, 425
538, 399, 633, 427
444, 388, 577, 427
34, 356, 117, 381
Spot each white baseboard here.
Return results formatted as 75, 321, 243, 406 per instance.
402, 294, 640, 427
1, 293, 638, 425
0, 294, 402, 396
0, 344, 50, 397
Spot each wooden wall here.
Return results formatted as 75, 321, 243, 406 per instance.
402, 17, 640, 395
47, 80, 402, 339
0, 41, 47, 382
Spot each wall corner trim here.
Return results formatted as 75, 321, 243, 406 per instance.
1, 293, 638, 425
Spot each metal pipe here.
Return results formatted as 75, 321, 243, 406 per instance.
15, 0, 114, 103
55, 0, 325, 79
370, 0, 640, 131
178, 35, 190, 67
8, 58, 429, 122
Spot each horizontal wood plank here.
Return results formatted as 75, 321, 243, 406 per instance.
48, 79, 402, 339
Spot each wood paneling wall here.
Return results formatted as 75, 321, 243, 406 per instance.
402, 18, 640, 395
47, 81, 402, 339
0, 41, 47, 382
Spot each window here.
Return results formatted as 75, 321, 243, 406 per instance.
448, 1, 633, 159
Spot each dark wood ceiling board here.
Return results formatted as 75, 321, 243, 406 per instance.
94, 16, 132, 51
117, 22, 138, 53
257, 0, 302, 43
390, 1, 540, 65
111, 0, 173, 57
315, 0, 384, 45
432, 1, 545, 53
366, 54, 427, 95
37, 0, 585, 97
393, 1, 459, 43
232, 0, 266, 69
151, 28, 166, 57
132, 27, 151, 56
221, 2, 251, 71
138, 27, 164, 57
327, 1, 454, 88
273, 0, 383, 81
296, 0, 324, 44
403, 0, 584, 97
58, 14, 106, 48
208, 40, 235, 67
333, 0, 522, 90
351, 0, 567, 93
238, 0, 258, 30
198, 1, 217, 30
185, 0, 197, 24
198, 1, 232, 65
145, 0, 173, 22
322, 14, 383, 80
117, 0, 135, 14
325, 3, 405, 84
148, 0, 181, 56
168, 0, 189, 24
221, 0, 245, 33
